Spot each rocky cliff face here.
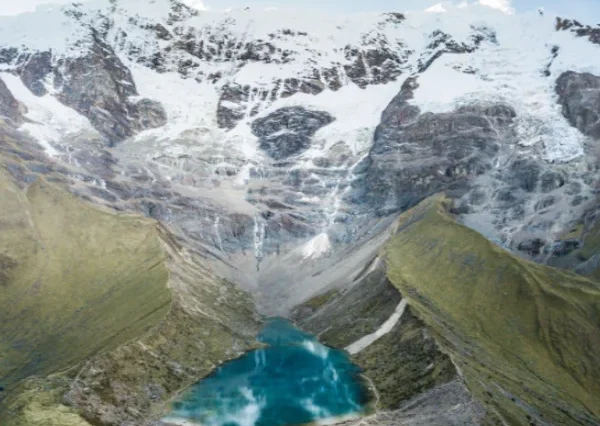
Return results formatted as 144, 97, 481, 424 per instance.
9, 37, 167, 145
350, 77, 515, 215
2, 0, 596, 277
350, 70, 595, 263
556, 71, 600, 138
556, 17, 600, 46
56, 33, 168, 145
252, 106, 335, 160
2, 1, 600, 425
0, 78, 24, 124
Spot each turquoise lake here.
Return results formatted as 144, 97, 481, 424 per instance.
162, 319, 369, 426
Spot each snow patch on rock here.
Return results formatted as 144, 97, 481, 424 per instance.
302, 233, 332, 260
0, 72, 97, 157
409, 8, 600, 163
345, 299, 409, 355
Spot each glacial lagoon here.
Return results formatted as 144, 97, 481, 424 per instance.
163, 319, 369, 426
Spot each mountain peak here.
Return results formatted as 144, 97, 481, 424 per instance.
0, 1, 599, 271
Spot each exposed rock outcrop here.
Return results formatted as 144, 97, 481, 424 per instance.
0, 78, 23, 124
350, 77, 515, 215
343, 44, 407, 88
545, 70, 600, 276
252, 106, 335, 160
217, 79, 326, 130
347, 70, 596, 260
56, 33, 167, 144
556, 71, 600, 139
556, 17, 600, 46
20, 51, 53, 96
216, 84, 253, 130
339, 381, 487, 426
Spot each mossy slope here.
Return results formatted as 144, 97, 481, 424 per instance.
0, 163, 260, 425
1, 377, 91, 426
0, 165, 171, 393
385, 195, 600, 425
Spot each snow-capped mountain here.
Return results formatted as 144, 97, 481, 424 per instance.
3, 3, 600, 426
1, 0, 600, 311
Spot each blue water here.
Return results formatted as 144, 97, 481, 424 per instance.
163, 319, 369, 426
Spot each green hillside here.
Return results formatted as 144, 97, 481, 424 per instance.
0, 166, 171, 393
385, 195, 600, 426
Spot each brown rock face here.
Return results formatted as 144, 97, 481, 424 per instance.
0, 77, 24, 125
55, 33, 166, 145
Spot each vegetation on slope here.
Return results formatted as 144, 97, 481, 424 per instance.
0, 164, 171, 423
0, 165, 171, 392
294, 258, 460, 412
0, 163, 261, 425
385, 195, 600, 426
2, 376, 92, 426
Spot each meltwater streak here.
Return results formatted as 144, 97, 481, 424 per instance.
162, 319, 368, 426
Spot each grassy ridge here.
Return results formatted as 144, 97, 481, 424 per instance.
0, 166, 171, 394
385, 195, 600, 425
